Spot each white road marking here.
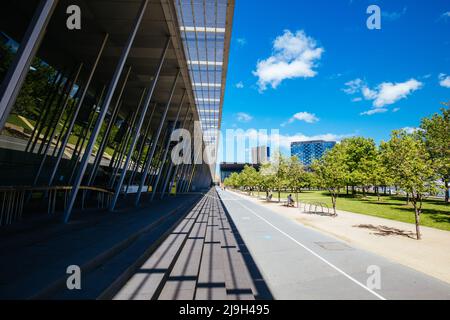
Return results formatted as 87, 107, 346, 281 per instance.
221, 190, 387, 301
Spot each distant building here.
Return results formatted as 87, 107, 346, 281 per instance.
291, 140, 336, 166
220, 163, 259, 182
251, 146, 270, 164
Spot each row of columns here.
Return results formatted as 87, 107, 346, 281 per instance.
0, 0, 213, 224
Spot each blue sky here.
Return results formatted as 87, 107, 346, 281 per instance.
218, 0, 449, 164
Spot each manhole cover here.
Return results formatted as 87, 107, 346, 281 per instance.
314, 242, 354, 251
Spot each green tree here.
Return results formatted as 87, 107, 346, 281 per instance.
271, 152, 290, 202
419, 106, 450, 203
340, 137, 377, 196
258, 161, 276, 199
367, 150, 391, 201
380, 130, 438, 240
288, 156, 306, 205
240, 165, 259, 194
224, 172, 241, 189
1, 42, 57, 124
312, 143, 348, 215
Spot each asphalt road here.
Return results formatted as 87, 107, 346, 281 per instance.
216, 188, 450, 300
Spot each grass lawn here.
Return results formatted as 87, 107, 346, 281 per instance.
6, 114, 115, 159
259, 190, 450, 232
6, 114, 35, 131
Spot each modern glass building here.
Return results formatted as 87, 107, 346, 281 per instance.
291, 140, 336, 166
175, 0, 233, 175
0, 0, 234, 225
220, 162, 259, 182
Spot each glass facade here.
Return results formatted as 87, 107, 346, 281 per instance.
291, 140, 336, 166
175, 0, 230, 163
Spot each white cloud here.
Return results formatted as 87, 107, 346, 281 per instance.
221, 129, 354, 163
402, 127, 421, 134
242, 129, 352, 150
235, 81, 244, 89
327, 73, 344, 80
392, 107, 400, 112
253, 30, 324, 92
372, 79, 423, 107
352, 97, 363, 102
344, 78, 423, 109
237, 38, 247, 46
343, 78, 364, 94
283, 112, 319, 126
382, 7, 407, 21
362, 86, 377, 100
278, 133, 349, 149
439, 73, 450, 88
360, 108, 388, 116
236, 112, 253, 123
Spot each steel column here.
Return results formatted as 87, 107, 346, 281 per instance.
87, 67, 131, 187
161, 110, 191, 199
182, 126, 201, 193
150, 91, 186, 202
125, 103, 157, 193
48, 33, 109, 186
0, 0, 59, 130
51, 86, 81, 157
109, 39, 170, 210
32, 63, 83, 186
176, 120, 194, 194
167, 114, 193, 196
25, 71, 61, 152
28, 70, 66, 154
109, 89, 145, 189
134, 71, 180, 205
63, 0, 150, 223
144, 124, 169, 188
109, 109, 139, 188
37, 66, 77, 155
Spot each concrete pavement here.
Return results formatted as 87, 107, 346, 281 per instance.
217, 188, 450, 300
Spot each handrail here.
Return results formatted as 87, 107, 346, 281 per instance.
0, 185, 113, 227
0, 185, 113, 194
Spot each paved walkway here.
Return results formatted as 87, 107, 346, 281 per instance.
231, 190, 450, 285
114, 188, 271, 300
218, 188, 450, 300
0, 193, 202, 299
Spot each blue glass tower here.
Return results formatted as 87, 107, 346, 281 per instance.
291, 140, 336, 166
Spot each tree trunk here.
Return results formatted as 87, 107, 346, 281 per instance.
406, 193, 409, 205
296, 192, 299, 208
346, 185, 349, 195
445, 180, 449, 203
362, 186, 366, 197
278, 190, 280, 203
413, 200, 422, 240
331, 195, 337, 216
351, 185, 355, 195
